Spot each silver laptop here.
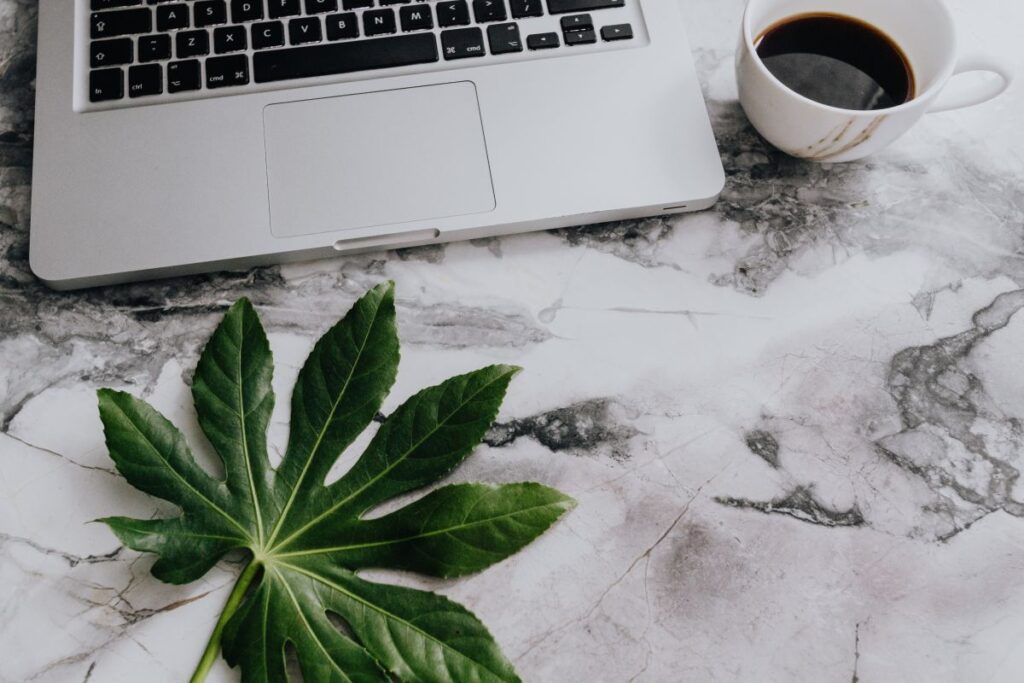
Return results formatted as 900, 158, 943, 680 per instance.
30, 0, 724, 289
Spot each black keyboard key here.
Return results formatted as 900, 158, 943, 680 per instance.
305, 0, 338, 13
380, 0, 410, 5
167, 59, 202, 92
400, 4, 433, 31
289, 17, 323, 44
364, 9, 396, 36
91, 8, 152, 38
560, 13, 591, 31
90, 38, 134, 67
254, 33, 438, 82
214, 25, 248, 52
343, 0, 374, 8
441, 27, 485, 59
128, 63, 162, 97
510, 0, 543, 18
436, 1, 470, 27
231, 0, 264, 22
473, 0, 506, 22
268, 0, 301, 18
89, 68, 124, 102
195, 0, 228, 27
156, 4, 189, 30
92, 0, 141, 10
487, 22, 521, 54
526, 31, 558, 49
177, 30, 210, 57
194, 2, 228, 29
252, 21, 286, 48
547, 0, 622, 13
600, 22, 631, 40
564, 27, 594, 44
325, 13, 359, 40
139, 34, 172, 61
207, 54, 250, 88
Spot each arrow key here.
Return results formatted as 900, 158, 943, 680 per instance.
560, 13, 591, 32
526, 31, 558, 50
600, 23, 632, 41
564, 27, 595, 45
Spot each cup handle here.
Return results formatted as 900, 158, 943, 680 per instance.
929, 53, 1014, 113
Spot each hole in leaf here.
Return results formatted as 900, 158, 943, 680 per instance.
284, 641, 303, 682
326, 610, 361, 645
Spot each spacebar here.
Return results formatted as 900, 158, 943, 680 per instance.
547, 0, 624, 13
253, 34, 439, 84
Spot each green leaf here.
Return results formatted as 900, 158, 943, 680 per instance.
96, 282, 573, 682
191, 298, 277, 542
277, 483, 575, 578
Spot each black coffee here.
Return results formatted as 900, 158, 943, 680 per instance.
755, 13, 914, 111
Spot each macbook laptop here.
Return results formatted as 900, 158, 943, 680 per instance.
30, 0, 724, 289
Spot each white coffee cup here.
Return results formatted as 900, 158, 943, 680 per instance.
736, 0, 1014, 162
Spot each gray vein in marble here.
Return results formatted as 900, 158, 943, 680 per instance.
395, 243, 446, 264
875, 289, 1024, 539
485, 398, 639, 461
717, 425, 866, 527
716, 485, 866, 527
719, 289, 1024, 539
911, 281, 963, 320
2, 431, 117, 475
27, 583, 217, 681
551, 218, 685, 270
13, 544, 239, 682
0, 533, 125, 569
468, 237, 503, 258
537, 299, 772, 328
851, 622, 862, 683
744, 429, 780, 468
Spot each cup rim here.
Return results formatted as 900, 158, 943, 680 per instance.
741, 0, 960, 116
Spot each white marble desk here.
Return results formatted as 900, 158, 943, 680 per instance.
2, 1, 1023, 680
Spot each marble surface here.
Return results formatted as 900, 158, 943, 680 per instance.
3, 1, 1024, 681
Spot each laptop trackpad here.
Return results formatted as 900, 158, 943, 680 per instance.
263, 82, 495, 238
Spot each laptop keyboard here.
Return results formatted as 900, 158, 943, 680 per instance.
84, 0, 642, 107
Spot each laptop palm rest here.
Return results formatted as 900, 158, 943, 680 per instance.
263, 81, 496, 239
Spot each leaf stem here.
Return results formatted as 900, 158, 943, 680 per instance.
190, 559, 261, 683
